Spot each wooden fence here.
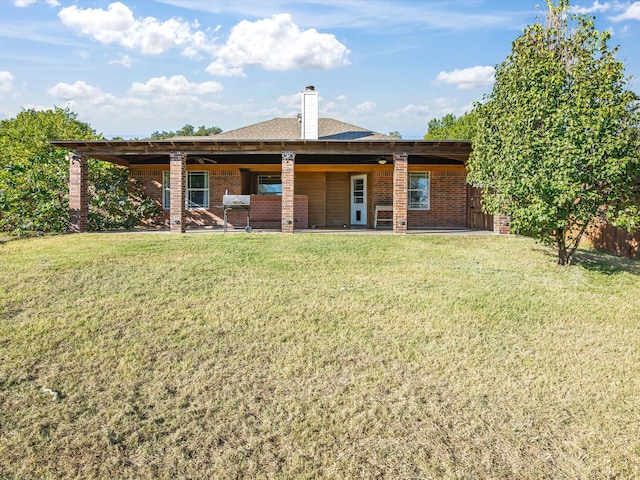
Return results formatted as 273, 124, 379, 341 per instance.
587, 222, 640, 258
467, 185, 494, 231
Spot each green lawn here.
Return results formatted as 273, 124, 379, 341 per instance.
1, 233, 639, 479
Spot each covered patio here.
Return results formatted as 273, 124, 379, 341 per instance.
52, 136, 474, 235
51, 86, 495, 235
51, 86, 513, 235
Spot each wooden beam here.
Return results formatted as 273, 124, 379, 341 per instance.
50, 139, 471, 164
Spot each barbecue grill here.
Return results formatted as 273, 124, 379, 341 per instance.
221, 194, 252, 233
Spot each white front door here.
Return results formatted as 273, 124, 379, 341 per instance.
350, 174, 367, 226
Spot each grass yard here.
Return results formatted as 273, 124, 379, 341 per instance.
1, 232, 639, 479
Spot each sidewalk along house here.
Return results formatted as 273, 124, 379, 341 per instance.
53, 86, 498, 234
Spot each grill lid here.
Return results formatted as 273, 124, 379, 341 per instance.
222, 194, 251, 207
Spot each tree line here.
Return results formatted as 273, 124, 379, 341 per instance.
0, 108, 221, 235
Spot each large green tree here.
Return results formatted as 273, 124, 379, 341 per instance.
0, 108, 158, 235
0, 108, 95, 234
468, 0, 640, 265
149, 124, 222, 140
424, 112, 477, 140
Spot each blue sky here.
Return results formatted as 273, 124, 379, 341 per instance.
1, 0, 639, 139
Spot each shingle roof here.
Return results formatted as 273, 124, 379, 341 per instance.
189, 118, 396, 141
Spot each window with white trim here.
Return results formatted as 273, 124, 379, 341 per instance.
187, 171, 209, 209
258, 175, 282, 195
162, 170, 210, 210
408, 172, 430, 210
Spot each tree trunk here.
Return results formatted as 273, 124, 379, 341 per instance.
565, 223, 589, 266
557, 228, 569, 265
556, 223, 588, 266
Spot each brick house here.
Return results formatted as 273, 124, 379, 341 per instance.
54, 86, 491, 234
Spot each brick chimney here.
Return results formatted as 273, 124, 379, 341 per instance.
300, 85, 318, 140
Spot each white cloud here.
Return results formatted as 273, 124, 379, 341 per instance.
14, 0, 59, 6
73, 49, 90, 59
57, 2, 216, 56
201, 102, 232, 112
205, 61, 246, 77
572, 1, 611, 14
0, 71, 14, 93
436, 65, 495, 90
354, 101, 376, 114
392, 97, 471, 119
433, 97, 454, 108
322, 101, 336, 113
397, 103, 432, 116
206, 14, 350, 76
47, 81, 151, 114
109, 54, 134, 67
47, 80, 108, 101
129, 75, 223, 95
201, 100, 291, 124
57, 4, 348, 76
254, 107, 282, 117
321, 94, 347, 114
39, 78, 232, 138
611, 2, 640, 21
201, 101, 251, 113
155, 1, 516, 32
277, 92, 302, 108
459, 103, 475, 115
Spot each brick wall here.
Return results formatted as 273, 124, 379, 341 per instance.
372, 168, 393, 227
130, 165, 467, 230
372, 168, 393, 205
206, 170, 242, 227
493, 214, 511, 234
375, 165, 469, 229
408, 169, 467, 228
129, 169, 170, 226
130, 168, 239, 228
169, 152, 186, 233
281, 152, 295, 233
130, 168, 307, 230
393, 154, 408, 233
211, 170, 241, 206
249, 195, 308, 229
250, 196, 281, 229
69, 154, 88, 232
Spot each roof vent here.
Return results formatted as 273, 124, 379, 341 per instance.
301, 86, 319, 140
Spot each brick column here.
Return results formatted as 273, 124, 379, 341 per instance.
169, 151, 186, 233
493, 214, 511, 234
69, 151, 88, 233
393, 152, 408, 234
281, 151, 295, 234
